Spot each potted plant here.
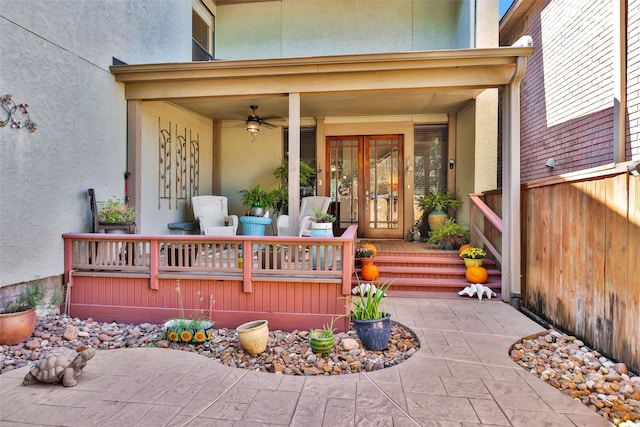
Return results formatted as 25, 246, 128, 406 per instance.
0, 279, 63, 345
309, 318, 335, 355
274, 159, 316, 197
163, 282, 214, 344
340, 279, 393, 351
426, 218, 469, 250
239, 184, 273, 217
418, 190, 462, 229
460, 246, 486, 268
310, 209, 336, 269
356, 247, 375, 265
97, 199, 135, 224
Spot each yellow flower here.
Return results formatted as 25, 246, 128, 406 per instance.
194, 331, 207, 342
168, 331, 178, 341
180, 330, 193, 342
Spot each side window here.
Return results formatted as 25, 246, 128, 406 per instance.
413, 124, 449, 219
284, 127, 318, 197
192, 0, 214, 61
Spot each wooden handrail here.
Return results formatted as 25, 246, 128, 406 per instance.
63, 226, 359, 296
468, 193, 503, 266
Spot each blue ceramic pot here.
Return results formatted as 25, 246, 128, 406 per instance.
353, 313, 391, 351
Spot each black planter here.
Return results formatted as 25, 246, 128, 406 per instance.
353, 313, 391, 351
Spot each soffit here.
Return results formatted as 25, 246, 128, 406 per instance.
111, 47, 533, 121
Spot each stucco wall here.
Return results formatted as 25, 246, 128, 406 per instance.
216, 0, 476, 59
140, 102, 214, 234
220, 122, 283, 234
455, 102, 476, 224
0, 0, 191, 287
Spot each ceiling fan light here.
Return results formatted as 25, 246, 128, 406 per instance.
246, 120, 260, 133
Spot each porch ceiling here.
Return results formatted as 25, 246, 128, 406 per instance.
112, 47, 534, 120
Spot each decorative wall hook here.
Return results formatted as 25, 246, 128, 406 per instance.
1, 94, 37, 132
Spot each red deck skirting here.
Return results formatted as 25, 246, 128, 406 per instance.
63, 226, 357, 332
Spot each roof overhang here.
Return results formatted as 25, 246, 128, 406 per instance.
111, 46, 534, 120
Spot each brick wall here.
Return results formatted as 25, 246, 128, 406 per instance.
501, 0, 618, 182
628, 0, 640, 160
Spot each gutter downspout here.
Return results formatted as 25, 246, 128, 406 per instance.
613, 0, 627, 163
502, 35, 532, 308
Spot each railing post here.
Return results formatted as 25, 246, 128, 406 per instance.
242, 237, 252, 293
149, 239, 159, 290
469, 196, 477, 246
63, 235, 73, 285
342, 226, 356, 295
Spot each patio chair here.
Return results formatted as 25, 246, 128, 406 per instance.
192, 196, 238, 236
88, 188, 135, 234
277, 196, 331, 236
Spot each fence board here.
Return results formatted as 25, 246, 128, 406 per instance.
522, 170, 639, 373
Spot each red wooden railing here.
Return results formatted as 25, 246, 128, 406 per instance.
62, 225, 357, 331
468, 193, 503, 266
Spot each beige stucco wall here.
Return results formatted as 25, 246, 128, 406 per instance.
140, 102, 214, 234
220, 122, 283, 234
216, 0, 482, 59
0, 0, 192, 287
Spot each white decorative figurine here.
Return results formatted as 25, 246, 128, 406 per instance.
458, 284, 496, 300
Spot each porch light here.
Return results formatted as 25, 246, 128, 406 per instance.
246, 119, 260, 133
629, 161, 640, 177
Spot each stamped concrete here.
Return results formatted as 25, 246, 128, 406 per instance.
0, 298, 612, 426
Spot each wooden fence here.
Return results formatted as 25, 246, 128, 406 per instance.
62, 225, 357, 332
482, 164, 639, 373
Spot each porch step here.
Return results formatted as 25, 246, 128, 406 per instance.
353, 250, 501, 295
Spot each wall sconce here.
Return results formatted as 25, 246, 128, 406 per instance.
629, 161, 640, 177
1, 94, 37, 132
545, 157, 555, 168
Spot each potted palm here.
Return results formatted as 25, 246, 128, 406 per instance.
419, 190, 462, 229
340, 279, 393, 351
0, 279, 63, 345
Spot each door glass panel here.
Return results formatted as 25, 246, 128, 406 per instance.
329, 138, 358, 229
368, 138, 399, 230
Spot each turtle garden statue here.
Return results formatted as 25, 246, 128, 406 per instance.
23, 346, 97, 387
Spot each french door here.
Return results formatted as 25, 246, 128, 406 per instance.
327, 135, 403, 238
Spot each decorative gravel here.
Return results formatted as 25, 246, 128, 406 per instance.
0, 314, 419, 376
511, 329, 640, 426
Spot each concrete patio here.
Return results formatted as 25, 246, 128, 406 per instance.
0, 298, 611, 426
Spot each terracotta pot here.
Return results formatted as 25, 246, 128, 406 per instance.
237, 320, 269, 354
359, 257, 374, 266
0, 308, 37, 345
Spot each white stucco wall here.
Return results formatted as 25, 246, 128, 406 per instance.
216, 0, 474, 59
0, 0, 192, 287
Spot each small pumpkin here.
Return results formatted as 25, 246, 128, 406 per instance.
359, 243, 377, 257
361, 263, 379, 281
458, 244, 473, 258
465, 266, 488, 284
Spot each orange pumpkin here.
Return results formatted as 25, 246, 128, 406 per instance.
359, 243, 377, 257
361, 263, 379, 281
465, 266, 488, 284
458, 244, 473, 258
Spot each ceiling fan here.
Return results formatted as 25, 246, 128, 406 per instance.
245, 105, 276, 133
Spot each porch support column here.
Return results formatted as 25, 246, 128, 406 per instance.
502, 54, 528, 307
127, 99, 142, 231
288, 93, 301, 235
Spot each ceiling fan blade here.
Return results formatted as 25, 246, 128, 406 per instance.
261, 121, 277, 129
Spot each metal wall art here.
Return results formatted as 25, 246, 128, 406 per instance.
1, 94, 36, 132
158, 119, 200, 209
